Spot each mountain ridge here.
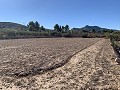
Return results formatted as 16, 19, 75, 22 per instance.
0, 22, 27, 29
72, 25, 117, 31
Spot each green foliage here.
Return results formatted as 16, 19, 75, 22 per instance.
0, 21, 119, 39
105, 33, 120, 41
107, 32, 120, 56
62, 26, 65, 30
103, 29, 114, 33
54, 24, 70, 32
64, 25, 69, 32
54, 24, 59, 31
92, 29, 96, 33
28, 21, 35, 31
27, 21, 40, 31
40, 26, 45, 31
48, 31, 62, 37
35, 21, 40, 31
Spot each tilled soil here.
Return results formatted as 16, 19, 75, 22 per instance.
0, 38, 120, 90
0, 38, 101, 77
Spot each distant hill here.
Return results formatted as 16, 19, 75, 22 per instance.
0, 22, 27, 30
72, 25, 113, 32
82, 25, 105, 30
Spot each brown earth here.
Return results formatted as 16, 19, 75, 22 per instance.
0, 38, 120, 90
0, 38, 101, 77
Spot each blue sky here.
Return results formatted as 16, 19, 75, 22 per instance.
0, 0, 120, 29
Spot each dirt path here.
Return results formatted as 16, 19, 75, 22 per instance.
0, 39, 120, 90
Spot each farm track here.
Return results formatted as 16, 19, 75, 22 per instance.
0, 38, 120, 90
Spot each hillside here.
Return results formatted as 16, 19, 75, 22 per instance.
0, 22, 27, 29
72, 25, 113, 32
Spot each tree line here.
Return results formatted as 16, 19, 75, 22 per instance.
0, 21, 119, 39
27, 21, 70, 32
27, 21, 45, 31
26, 21, 119, 38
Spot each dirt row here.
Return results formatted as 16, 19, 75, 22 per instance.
82, 40, 120, 89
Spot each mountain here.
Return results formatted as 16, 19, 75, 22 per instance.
82, 25, 105, 30
72, 25, 110, 31
0, 22, 27, 29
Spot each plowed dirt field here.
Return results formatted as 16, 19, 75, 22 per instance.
0, 38, 119, 90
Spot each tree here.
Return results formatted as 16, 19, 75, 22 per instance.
62, 26, 65, 30
65, 25, 69, 31
92, 29, 96, 33
27, 21, 40, 31
61, 26, 65, 32
59, 25, 62, 32
28, 21, 35, 31
35, 21, 40, 31
54, 24, 60, 32
40, 26, 45, 31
